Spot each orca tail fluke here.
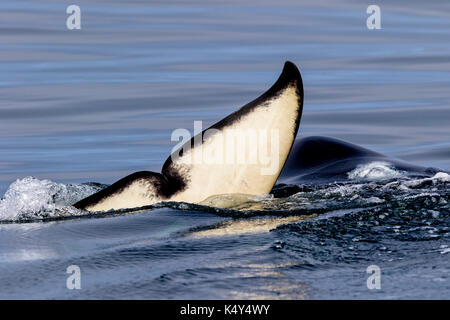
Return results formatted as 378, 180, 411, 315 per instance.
74, 61, 304, 211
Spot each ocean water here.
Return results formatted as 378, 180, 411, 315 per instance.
0, 0, 449, 299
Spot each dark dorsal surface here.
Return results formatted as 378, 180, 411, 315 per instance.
278, 136, 436, 184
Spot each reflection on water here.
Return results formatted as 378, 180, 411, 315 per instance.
188, 215, 313, 238
230, 281, 309, 300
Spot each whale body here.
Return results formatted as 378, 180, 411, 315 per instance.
278, 136, 437, 184
74, 61, 304, 211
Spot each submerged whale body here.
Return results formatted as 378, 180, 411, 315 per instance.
74, 61, 304, 211
279, 136, 437, 184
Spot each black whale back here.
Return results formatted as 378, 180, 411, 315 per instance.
278, 136, 435, 184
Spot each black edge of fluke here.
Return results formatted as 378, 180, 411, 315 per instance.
285, 60, 304, 133
264, 61, 304, 147
265, 61, 303, 140
257, 61, 303, 105
281, 61, 302, 88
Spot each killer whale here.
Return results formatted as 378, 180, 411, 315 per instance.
74, 61, 304, 211
278, 136, 438, 184
74, 61, 440, 212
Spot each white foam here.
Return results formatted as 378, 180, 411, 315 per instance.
402, 172, 450, 188
347, 161, 405, 180
431, 172, 450, 182
0, 177, 102, 221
